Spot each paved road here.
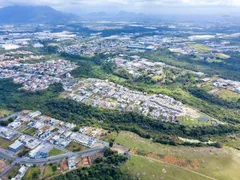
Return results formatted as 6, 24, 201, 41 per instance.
1, 126, 71, 154
0, 112, 21, 121
0, 146, 104, 177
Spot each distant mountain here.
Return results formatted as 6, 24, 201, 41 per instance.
117, 11, 147, 19
88, 12, 108, 17
0, 5, 79, 24
86, 12, 109, 20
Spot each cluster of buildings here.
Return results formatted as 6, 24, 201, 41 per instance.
114, 55, 165, 78
0, 59, 78, 91
1, 110, 108, 160
60, 33, 159, 57
0, 23, 77, 50
66, 78, 185, 122
0, 126, 18, 140
212, 78, 240, 94
0, 51, 44, 67
60, 36, 132, 57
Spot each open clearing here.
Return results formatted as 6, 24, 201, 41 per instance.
43, 164, 61, 178
115, 131, 240, 180
2, 165, 20, 180
0, 159, 9, 172
215, 53, 230, 59
217, 90, 240, 102
0, 137, 14, 149
66, 141, 86, 152
188, 44, 212, 52
22, 127, 37, 136
0, 109, 12, 118
121, 155, 209, 180
22, 166, 41, 180
48, 148, 65, 157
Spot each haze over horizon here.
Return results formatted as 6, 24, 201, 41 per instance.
0, 0, 239, 16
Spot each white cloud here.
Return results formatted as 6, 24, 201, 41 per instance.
0, 0, 239, 6
0, 0, 239, 15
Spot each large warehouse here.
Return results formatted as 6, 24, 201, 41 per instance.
8, 141, 25, 153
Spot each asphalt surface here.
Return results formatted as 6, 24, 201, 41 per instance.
0, 146, 104, 177
0, 112, 21, 121
0, 115, 106, 177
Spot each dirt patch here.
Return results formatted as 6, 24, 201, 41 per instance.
60, 160, 68, 171
130, 148, 138, 153
40, 126, 51, 131
89, 152, 104, 164
0, 160, 9, 172
147, 153, 199, 169
191, 160, 199, 169
77, 157, 90, 167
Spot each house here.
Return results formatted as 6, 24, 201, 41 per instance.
68, 156, 77, 170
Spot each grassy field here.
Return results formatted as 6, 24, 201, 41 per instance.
48, 148, 66, 157
43, 164, 60, 178
66, 141, 86, 152
179, 116, 211, 126
0, 109, 12, 118
121, 155, 209, 180
215, 53, 230, 59
189, 44, 212, 52
217, 90, 240, 102
151, 75, 162, 81
3, 165, 20, 179
0, 137, 14, 150
115, 131, 240, 180
22, 167, 40, 180
22, 127, 37, 136
200, 85, 215, 92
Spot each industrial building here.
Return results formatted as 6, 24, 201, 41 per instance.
8, 141, 25, 153
29, 144, 52, 159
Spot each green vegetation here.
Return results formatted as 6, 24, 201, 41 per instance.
179, 117, 211, 127
53, 164, 127, 180
48, 148, 66, 157
6, 165, 20, 180
0, 78, 63, 111
66, 141, 86, 152
40, 99, 237, 147
17, 147, 30, 157
22, 166, 41, 180
52, 149, 128, 180
115, 131, 240, 180
188, 43, 212, 52
22, 127, 37, 136
0, 118, 14, 126
0, 109, 13, 118
141, 49, 240, 81
60, 52, 240, 124
217, 90, 240, 103
0, 137, 14, 149
0, 64, 239, 147
199, 85, 215, 92
121, 155, 207, 180
43, 164, 60, 178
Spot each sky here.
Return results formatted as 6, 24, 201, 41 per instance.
0, 0, 239, 15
